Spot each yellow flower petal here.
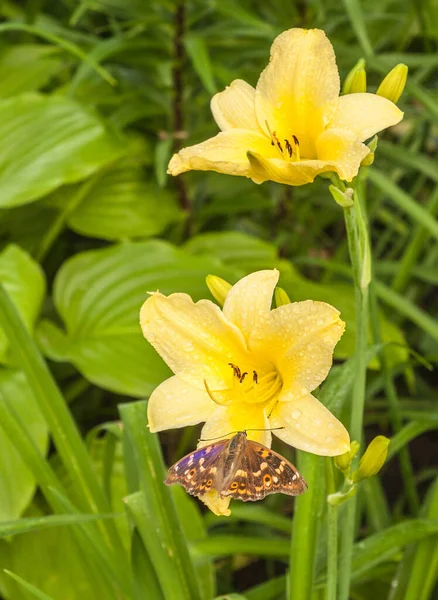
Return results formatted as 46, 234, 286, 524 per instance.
140, 292, 247, 390
316, 128, 369, 181
247, 151, 335, 186
223, 270, 279, 342
249, 300, 345, 397
328, 93, 403, 142
255, 28, 340, 159
199, 490, 231, 516
270, 393, 350, 456
199, 404, 271, 448
210, 79, 260, 132
147, 376, 215, 433
167, 130, 276, 177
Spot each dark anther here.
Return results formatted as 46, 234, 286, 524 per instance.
292, 134, 299, 146
272, 131, 284, 153
240, 372, 248, 383
229, 363, 242, 379
253, 370, 258, 384
285, 139, 293, 157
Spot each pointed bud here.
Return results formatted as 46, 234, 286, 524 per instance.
206, 275, 232, 306
334, 440, 360, 473
361, 152, 374, 167
342, 58, 366, 95
275, 287, 291, 307
376, 64, 408, 104
352, 436, 390, 483
329, 185, 354, 208
350, 68, 367, 93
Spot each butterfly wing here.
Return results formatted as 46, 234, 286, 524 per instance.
221, 439, 307, 501
165, 439, 228, 498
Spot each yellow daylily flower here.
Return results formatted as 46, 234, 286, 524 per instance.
140, 270, 350, 515
168, 28, 403, 186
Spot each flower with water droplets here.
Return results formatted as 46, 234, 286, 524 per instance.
168, 28, 403, 186
140, 270, 350, 515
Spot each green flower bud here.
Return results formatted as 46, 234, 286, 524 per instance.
334, 450, 351, 472
342, 58, 366, 95
361, 152, 374, 167
334, 440, 360, 473
275, 287, 291, 307
352, 436, 390, 482
206, 275, 232, 306
376, 64, 408, 104
329, 184, 354, 208
350, 67, 367, 94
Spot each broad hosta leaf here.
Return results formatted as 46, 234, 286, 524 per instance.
0, 245, 45, 363
184, 231, 294, 274
65, 155, 181, 240
0, 369, 48, 521
0, 93, 123, 208
36, 241, 236, 397
0, 45, 62, 98
184, 231, 407, 365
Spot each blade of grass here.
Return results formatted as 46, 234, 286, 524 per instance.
403, 478, 438, 600
342, 0, 374, 56
0, 396, 129, 597
369, 283, 419, 514
120, 400, 202, 600
3, 571, 55, 600
388, 421, 438, 461
0, 513, 121, 538
125, 496, 165, 600
288, 453, 325, 600
191, 535, 290, 558
392, 186, 438, 292
0, 23, 116, 85
368, 169, 438, 241
0, 284, 129, 579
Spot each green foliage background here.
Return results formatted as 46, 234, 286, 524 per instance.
0, 0, 437, 599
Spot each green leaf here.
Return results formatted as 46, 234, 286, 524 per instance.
0, 369, 48, 520
0, 513, 120, 539
0, 245, 45, 363
0, 93, 123, 208
37, 240, 236, 396
121, 401, 201, 600
184, 231, 293, 275
0, 514, 114, 600
64, 154, 180, 240
350, 519, 438, 580
3, 571, 55, 600
184, 35, 217, 95
0, 44, 61, 98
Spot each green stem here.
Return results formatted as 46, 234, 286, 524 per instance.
338, 188, 369, 600
289, 453, 325, 600
0, 284, 128, 575
326, 459, 338, 600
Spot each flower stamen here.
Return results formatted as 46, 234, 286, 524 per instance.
292, 135, 300, 161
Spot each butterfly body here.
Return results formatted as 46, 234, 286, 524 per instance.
165, 432, 307, 502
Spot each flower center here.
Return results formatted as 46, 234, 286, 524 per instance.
204, 362, 282, 409
266, 121, 301, 162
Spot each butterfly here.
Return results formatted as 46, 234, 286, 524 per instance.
165, 431, 307, 501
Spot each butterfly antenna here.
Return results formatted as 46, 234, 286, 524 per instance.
199, 426, 285, 442
199, 430, 238, 442
245, 427, 285, 433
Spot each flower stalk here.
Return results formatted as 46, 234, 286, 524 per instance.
335, 175, 370, 600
